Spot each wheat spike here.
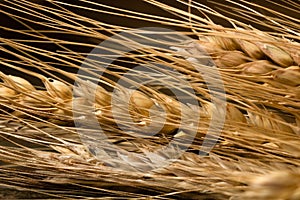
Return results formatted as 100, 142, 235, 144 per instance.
0, 0, 299, 199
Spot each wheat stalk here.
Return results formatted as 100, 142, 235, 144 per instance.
0, 0, 299, 199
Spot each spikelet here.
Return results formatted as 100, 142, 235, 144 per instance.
43, 78, 72, 101
95, 85, 112, 107
94, 105, 115, 125
0, 86, 16, 99
205, 35, 240, 51
272, 66, 300, 86
129, 91, 154, 114
214, 51, 252, 68
226, 104, 247, 123
196, 40, 223, 54
19, 90, 53, 107
257, 43, 294, 67
202, 102, 246, 123
0, 72, 35, 92
129, 90, 154, 124
238, 39, 264, 59
243, 171, 300, 200
241, 60, 277, 75
290, 49, 300, 66
247, 111, 294, 134
9, 76, 35, 91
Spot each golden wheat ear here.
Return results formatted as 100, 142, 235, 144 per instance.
0, 0, 300, 199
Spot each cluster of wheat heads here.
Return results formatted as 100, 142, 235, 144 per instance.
0, 0, 300, 199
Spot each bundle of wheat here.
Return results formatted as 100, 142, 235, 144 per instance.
0, 0, 299, 199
